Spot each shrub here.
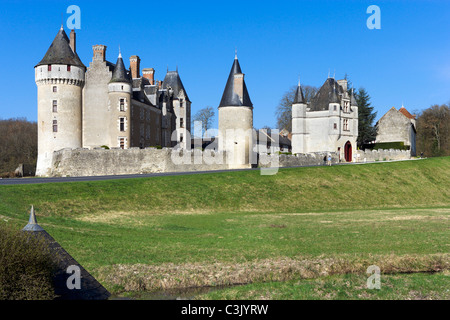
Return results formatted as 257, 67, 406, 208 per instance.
0, 223, 57, 300
371, 142, 410, 151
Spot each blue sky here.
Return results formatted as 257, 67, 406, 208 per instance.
0, 0, 449, 130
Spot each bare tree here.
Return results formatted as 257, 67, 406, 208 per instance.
276, 85, 318, 132
0, 118, 37, 176
192, 106, 215, 138
416, 103, 450, 157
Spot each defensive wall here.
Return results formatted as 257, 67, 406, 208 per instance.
48, 147, 411, 177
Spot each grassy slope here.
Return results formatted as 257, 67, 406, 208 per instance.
1, 157, 449, 218
0, 157, 449, 295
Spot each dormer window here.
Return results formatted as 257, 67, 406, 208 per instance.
67, 65, 71, 72
344, 101, 349, 113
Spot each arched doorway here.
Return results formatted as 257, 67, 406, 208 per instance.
344, 141, 352, 162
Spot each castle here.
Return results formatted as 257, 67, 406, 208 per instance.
35, 27, 191, 176
35, 26, 371, 177
291, 77, 358, 162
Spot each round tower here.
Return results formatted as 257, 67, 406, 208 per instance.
218, 55, 254, 168
35, 27, 85, 176
291, 79, 307, 154
107, 51, 132, 149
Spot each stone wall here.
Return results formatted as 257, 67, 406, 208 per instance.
48, 147, 412, 177
355, 149, 411, 162
259, 152, 338, 168
50, 147, 230, 177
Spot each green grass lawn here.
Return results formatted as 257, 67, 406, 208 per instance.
0, 157, 449, 298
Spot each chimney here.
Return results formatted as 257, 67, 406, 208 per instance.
130, 55, 141, 79
233, 73, 244, 103
93, 45, 107, 62
337, 79, 347, 92
142, 68, 155, 85
70, 29, 76, 53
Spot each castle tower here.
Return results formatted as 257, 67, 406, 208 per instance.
291, 79, 307, 154
350, 88, 359, 146
218, 54, 254, 168
108, 51, 132, 149
328, 82, 341, 141
35, 26, 85, 176
161, 70, 191, 149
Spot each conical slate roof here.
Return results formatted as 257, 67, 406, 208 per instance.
293, 81, 305, 104
162, 70, 190, 102
330, 83, 339, 104
22, 207, 110, 300
350, 88, 358, 106
219, 57, 253, 108
36, 26, 85, 69
110, 53, 131, 83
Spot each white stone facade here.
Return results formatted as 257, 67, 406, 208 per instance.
291, 78, 358, 162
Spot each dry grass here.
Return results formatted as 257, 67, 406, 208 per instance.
97, 253, 449, 294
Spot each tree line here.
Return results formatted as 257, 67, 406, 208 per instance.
0, 118, 37, 177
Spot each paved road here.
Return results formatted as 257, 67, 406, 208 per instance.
0, 168, 259, 185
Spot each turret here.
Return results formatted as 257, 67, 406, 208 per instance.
291, 79, 307, 154
108, 51, 132, 149
34, 26, 85, 176
350, 88, 359, 137
218, 54, 254, 168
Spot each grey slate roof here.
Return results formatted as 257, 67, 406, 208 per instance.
219, 57, 253, 108
36, 27, 85, 69
293, 83, 305, 104
22, 207, 110, 300
162, 71, 190, 102
330, 83, 339, 104
309, 78, 345, 111
110, 54, 131, 83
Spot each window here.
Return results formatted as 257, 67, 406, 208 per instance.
48, 65, 52, 71
146, 125, 150, 140
334, 105, 337, 111
52, 120, 57, 132
119, 118, 125, 132
52, 100, 57, 113
343, 119, 349, 131
180, 118, 184, 128
119, 98, 125, 111
67, 65, 71, 72
119, 138, 125, 149
333, 123, 337, 130
53, 86, 57, 93
180, 133, 184, 142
